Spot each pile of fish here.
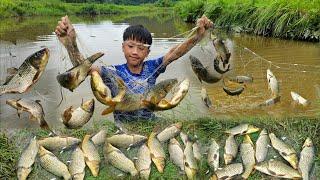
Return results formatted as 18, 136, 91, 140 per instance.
17, 123, 315, 179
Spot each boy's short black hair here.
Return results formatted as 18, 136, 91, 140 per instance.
123, 24, 152, 46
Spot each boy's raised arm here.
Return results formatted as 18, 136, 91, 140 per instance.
163, 15, 213, 66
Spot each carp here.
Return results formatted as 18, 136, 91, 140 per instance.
193, 141, 202, 162
223, 85, 244, 96
0, 48, 49, 95
157, 122, 182, 142
255, 129, 270, 163
255, 159, 301, 179
38, 136, 81, 151
104, 143, 138, 176
57, 52, 104, 91
228, 75, 253, 84
148, 131, 165, 173
6, 98, 49, 130
106, 133, 147, 148
61, 99, 94, 129
135, 144, 152, 179
240, 135, 255, 179
69, 147, 86, 180
81, 135, 100, 177
168, 138, 184, 171
212, 38, 231, 69
258, 96, 281, 107
214, 58, 230, 74
144, 78, 178, 105
210, 163, 243, 180
299, 138, 315, 180
225, 124, 260, 136
189, 55, 222, 83
184, 140, 198, 179
291, 91, 310, 106
180, 131, 189, 146
267, 69, 279, 97
208, 138, 220, 171
224, 135, 238, 165
91, 129, 107, 146
17, 138, 39, 180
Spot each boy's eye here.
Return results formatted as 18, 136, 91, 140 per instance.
128, 44, 134, 48
138, 46, 146, 50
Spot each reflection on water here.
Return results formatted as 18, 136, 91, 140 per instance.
0, 14, 319, 130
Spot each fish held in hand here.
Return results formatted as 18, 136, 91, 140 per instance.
0, 48, 49, 95
61, 99, 94, 129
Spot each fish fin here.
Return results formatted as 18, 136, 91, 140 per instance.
29, 114, 37, 121
101, 107, 114, 115
62, 106, 73, 124
7, 67, 18, 75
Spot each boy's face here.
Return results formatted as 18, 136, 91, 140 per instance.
122, 39, 150, 67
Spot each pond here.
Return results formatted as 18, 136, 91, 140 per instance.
0, 13, 319, 130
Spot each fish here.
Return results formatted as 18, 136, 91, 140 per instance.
210, 163, 243, 180
61, 99, 94, 129
228, 75, 253, 84
207, 138, 220, 171
157, 122, 182, 142
193, 141, 202, 162
212, 38, 231, 68
189, 55, 222, 83
184, 140, 198, 179
81, 135, 100, 177
240, 135, 255, 179
223, 85, 244, 96
201, 87, 212, 108
225, 124, 260, 136
107, 133, 147, 148
91, 129, 107, 146
214, 58, 230, 74
4, 67, 18, 84
104, 143, 138, 176
291, 91, 310, 106
38, 146, 71, 180
255, 159, 301, 179
298, 138, 315, 180
0, 48, 49, 95
258, 96, 281, 107
267, 69, 279, 97
143, 79, 190, 111
255, 129, 270, 163
38, 136, 81, 151
17, 138, 39, 180
147, 131, 165, 173
69, 147, 85, 180
269, 133, 298, 169
180, 131, 189, 146
168, 138, 184, 171
135, 144, 151, 179
57, 52, 104, 91
6, 98, 49, 130
224, 135, 238, 165
144, 78, 178, 104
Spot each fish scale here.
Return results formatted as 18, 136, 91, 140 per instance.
69, 147, 85, 180
81, 135, 100, 177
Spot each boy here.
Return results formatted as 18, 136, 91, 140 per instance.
55, 15, 213, 121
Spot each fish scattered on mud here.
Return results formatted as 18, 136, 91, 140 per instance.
135, 144, 151, 179
61, 99, 94, 129
157, 122, 182, 142
240, 135, 256, 179
69, 147, 86, 180
193, 141, 202, 162
91, 129, 107, 146
148, 131, 165, 173
291, 91, 310, 106
267, 69, 279, 97
208, 138, 220, 171
224, 135, 238, 165
223, 85, 244, 96
180, 131, 189, 146
227, 75, 253, 84
255, 159, 301, 179
104, 143, 138, 176
255, 129, 270, 163
201, 86, 212, 108
81, 135, 100, 177
258, 96, 281, 107
6, 98, 50, 130
38, 136, 81, 151
298, 138, 315, 180
189, 55, 222, 83
57, 52, 104, 91
225, 124, 260, 135
107, 133, 147, 148
210, 163, 243, 180
0, 48, 49, 95
168, 138, 184, 171
17, 138, 39, 180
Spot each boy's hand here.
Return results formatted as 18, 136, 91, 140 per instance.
55, 15, 76, 46
196, 15, 213, 38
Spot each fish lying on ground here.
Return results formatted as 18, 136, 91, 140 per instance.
212, 38, 231, 69
17, 138, 39, 180
184, 140, 198, 179
298, 138, 315, 180
57, 52, 104, 91
157, 122, 182, 142
81, 135, 100, 177
143, 79, 190, 111
38, 146, 71, 180
135, 144, 151, 179
193, 141, 202, 162
69, 147, 86, 180
107, 133, 147, 149
168, 138, 184, 171
213, 58, 230, 74
224, 135, 238, 165
61, 99, 94, 129
0, 48, 49, 95
144, 79, 178, 105
189, 55, 222, 83
6, 98, 49, 130
104, 143, 138, 176
201, 87, 212, 108
148, 131, 165, 173
291, 91, 310, 106
208, 138, 220, 171
228, 75, 253, 84
269, 133, 298, 169
255, 159, 301, 179
255, 129, 270, 163
210, 163, 243, 180
180, 131, 189, 146
267, 69, 279, 97
91, 129, 106, 146
258, 96, 281, 107
240, 135, 256, 179
225, 124, 260, 135
223, 85, 244, 96
38, 136, 81, 151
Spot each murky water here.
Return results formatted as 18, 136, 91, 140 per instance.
0, 14, 319, 130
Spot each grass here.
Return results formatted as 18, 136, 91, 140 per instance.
1, 116, 319, 179
174, 0, 320, 41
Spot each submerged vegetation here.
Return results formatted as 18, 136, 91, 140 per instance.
1, 116, 319, 179
175, 0, 320, 41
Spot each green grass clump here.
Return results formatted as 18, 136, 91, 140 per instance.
0, 133, 19, 179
